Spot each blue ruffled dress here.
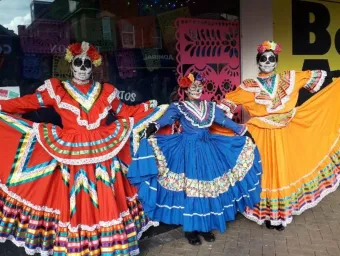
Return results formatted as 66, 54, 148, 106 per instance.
128, 100, 262, 232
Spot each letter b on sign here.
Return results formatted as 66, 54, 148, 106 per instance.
292, 0, 331, 55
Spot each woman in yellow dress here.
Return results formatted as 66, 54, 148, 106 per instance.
211, 41, 340, 231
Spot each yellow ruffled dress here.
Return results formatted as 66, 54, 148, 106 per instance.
211, 70, 340, 226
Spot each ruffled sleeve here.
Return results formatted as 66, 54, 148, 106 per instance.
214, 107, 246, 135
156, 103, 180, 128
217, 86, 253, 117
295, 70, 327, 93
0, 78, 57, 114
110, 89, 158, 119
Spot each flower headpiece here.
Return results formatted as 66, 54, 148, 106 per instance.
65, 41, 102, 67
257, 41, 282, 55
179, 73, 207, 89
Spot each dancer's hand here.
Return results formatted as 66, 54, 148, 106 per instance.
244, 130, 255, 144
144, 122, 159, 138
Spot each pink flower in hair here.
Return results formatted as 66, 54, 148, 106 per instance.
257, 41, 282, 55
274, 44, 282, 54
257, 44, 266, 53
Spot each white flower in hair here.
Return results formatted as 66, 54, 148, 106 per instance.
81, 42, 90, 56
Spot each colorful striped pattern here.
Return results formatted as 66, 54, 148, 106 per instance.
95, 163, 112, 187
36, 118, 132, 163
0, 189, 151, 255
41, 122, 129, 156
217, 99, 237, 119
243, 71, 293, 111
177, 101, 215, 128
60, 165, 70, 186
0, 189, 58, 254
303, 70, 326, 93
255, 108, 296, 127
63, 81, 102, 113
257, 74, 277, 95
0, 112, 58, 187
131, 104, 169, 155
143, 100, 158, 111
70, 169, 98, 217
244, 145, 340, 226
36, 92, 45, 107
54, 200, 148, 255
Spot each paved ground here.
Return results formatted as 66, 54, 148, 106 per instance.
138, 188, 340, 256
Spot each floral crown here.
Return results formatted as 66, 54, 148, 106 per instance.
179, 73, 207, 89
257, 41, 282, 55
65, 41, 102, 67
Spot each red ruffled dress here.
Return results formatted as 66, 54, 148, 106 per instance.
0, 78, 165, 255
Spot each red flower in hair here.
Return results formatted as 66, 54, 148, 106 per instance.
65, 42, 103, 67
179, 77, 192, 88
87, 45, 101, 61
68, 43, 82, 56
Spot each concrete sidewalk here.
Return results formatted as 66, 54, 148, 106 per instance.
139, 188, 340, 256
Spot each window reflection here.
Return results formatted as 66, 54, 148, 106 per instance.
0, 0, 240, 125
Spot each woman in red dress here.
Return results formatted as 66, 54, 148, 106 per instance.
0, 42, 165, 255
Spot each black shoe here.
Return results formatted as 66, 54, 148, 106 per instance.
265, 220, 285, 231
275, 225, 285, 231
185, 232, 202, 246
198, 231, 215, 242
265, 220, 275, 229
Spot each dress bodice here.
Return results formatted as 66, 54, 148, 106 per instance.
37, 79, 118, 132
157, 100, 244, 136
0, 78, 160, 165
215, 70, 327, 129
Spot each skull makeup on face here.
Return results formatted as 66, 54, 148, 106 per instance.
185, 80, 203, 100
258, 51, 277, 74
65, 41, 102, 82
72, 55, 92, 81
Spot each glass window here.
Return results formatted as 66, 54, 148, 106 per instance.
0, 0, 240, 125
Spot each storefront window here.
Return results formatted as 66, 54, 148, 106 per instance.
0, 0, 241, 124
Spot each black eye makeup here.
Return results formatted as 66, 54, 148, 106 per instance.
260, 55, 276, 63
84, 59, 92, 68
73, 58, 83, 67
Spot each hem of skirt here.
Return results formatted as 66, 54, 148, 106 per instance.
242, 171, 340, 227
0, 184, 157, 255
0, 236, 53, 256
130, 248, 141, 256
150, 217, 224, 233
136, 221, 160, 240
0, 236, 143, 256
261, 133, 340, 193
0, 221, 160, 256
0, 182, 142, 232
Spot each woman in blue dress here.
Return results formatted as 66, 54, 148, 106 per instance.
128, 73, 262, 245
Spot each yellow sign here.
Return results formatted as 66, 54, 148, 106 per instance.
273, 0, 340, 72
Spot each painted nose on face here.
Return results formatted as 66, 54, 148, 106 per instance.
80, 65, 86, 71
266, 61, 270, 64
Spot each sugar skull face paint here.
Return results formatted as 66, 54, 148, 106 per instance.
258, 51, 277, 74
71, 55, 92, 81
185, 80, 203, 100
